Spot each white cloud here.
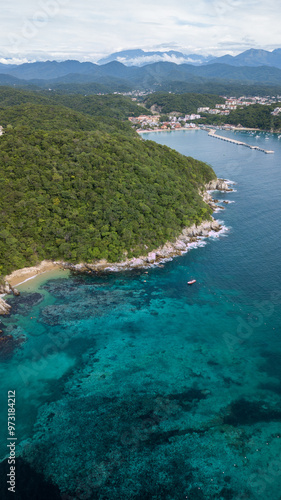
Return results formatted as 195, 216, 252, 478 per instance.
1, 0, 281, 63
114, 54, 206, 66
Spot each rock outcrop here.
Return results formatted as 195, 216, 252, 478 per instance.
205, 178, 233, 192
0, 297, 11, 315
0, 282, 20, 296
0, 282, 20, 315
201, 178, 233, 211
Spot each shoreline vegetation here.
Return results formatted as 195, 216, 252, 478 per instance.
0, 88, 233, 315
0, 179, 233, 314
0, 94, 217, 280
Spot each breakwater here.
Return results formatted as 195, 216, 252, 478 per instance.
208, 129, 274, 153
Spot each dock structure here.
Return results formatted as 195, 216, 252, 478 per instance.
207, 129, 274, 154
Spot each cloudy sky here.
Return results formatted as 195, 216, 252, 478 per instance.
1, 0, 281, 63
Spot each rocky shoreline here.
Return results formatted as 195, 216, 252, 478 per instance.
61, 178, 232, 273
0, 283, 20, 315
63, 219, 223, 274
0, 179, 234, 314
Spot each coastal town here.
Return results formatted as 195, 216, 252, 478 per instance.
128, 94, 281, 131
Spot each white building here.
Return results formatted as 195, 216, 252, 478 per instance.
208, 109, 221, 114
271, 107, 281, 116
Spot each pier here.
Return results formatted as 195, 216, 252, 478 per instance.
207, 129, 274, 154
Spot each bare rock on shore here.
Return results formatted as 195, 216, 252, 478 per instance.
206, 178, 232, 191
201, 191, 217, 211
129, 258, 146, 268
0, 282, 12, 295
211, 220, 221, 232
0, 281, 20, 296
146, 252, 156, 263
0, 280, 22, 315
0, 297, 11, 315
172, 240, 187, 251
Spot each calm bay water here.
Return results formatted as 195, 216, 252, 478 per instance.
1, 129, 281, 499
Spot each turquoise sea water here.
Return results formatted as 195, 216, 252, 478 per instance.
1, 129, 281, 499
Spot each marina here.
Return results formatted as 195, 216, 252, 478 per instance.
207, 128, 274, 153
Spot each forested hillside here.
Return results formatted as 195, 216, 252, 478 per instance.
144, 92, 224, 114
0, 89, 216, 280
0, 87, 148, 120
198, 103, 281, 130
224, 103, 281, 130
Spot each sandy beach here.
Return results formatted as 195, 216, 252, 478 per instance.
5, 260, 63, 287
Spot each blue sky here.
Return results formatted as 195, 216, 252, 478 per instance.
1, 0, 281, 63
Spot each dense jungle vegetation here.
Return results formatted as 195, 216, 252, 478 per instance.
200, 103, 281, 130
144, 92, 225, 114
0, 87, 149, 120
0, 88, 216, 280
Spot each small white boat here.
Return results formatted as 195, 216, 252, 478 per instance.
187, 280, 196, 285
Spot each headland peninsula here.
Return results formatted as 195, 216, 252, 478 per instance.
0, 88, 236, 314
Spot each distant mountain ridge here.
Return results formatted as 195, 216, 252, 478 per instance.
1, 59, 281, 85
1, 47, 281, 71
208, 48, 281, 69
0, 60, 99, 80
98, 47, 281, 69
97, 49, 212, 66
1, 53, 281, 94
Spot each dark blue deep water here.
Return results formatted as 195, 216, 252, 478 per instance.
1, 129, 281, 499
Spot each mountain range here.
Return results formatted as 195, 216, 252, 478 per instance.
2, 47, 281, 71
97, 48, 281, 69
97, 49, 212, 66
1, 60, 281, 83
0, 48, 281, 94
208, 48, 281, 69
